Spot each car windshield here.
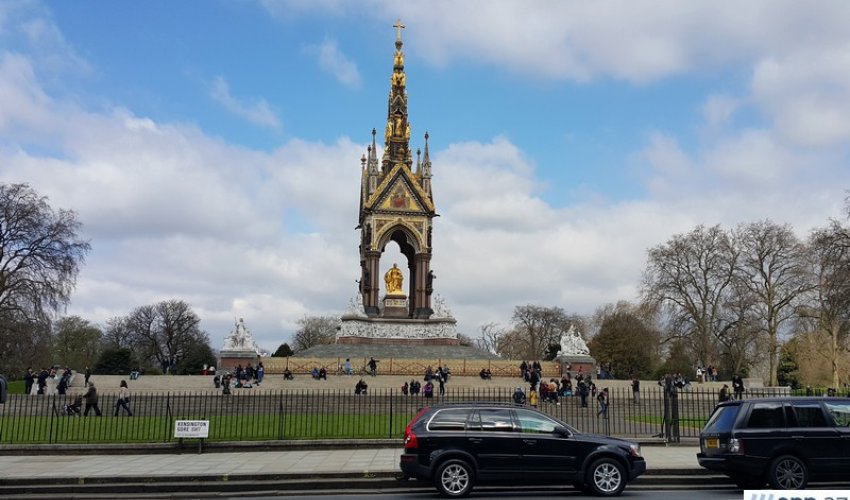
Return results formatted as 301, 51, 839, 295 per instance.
703, 404, 740, 433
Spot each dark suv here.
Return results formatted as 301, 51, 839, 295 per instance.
697, 397, 850, 489
400, 402, 646, 497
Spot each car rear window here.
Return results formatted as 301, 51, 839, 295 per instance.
428, 408, 472, 431
747, 402, 785, 429
703, 405, 741, 433
789, 403, 828, 427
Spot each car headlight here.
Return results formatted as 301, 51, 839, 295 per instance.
629, 443, 641, 458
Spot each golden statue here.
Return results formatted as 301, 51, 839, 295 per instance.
394, 50, 404, 67
384, 263, 404, 295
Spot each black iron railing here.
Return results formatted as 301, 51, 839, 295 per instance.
0, 386, 797, 444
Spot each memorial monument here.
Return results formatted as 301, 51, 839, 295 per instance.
219, 318, 262, 369
337, 20, 459, 346
555, 324, 597, 375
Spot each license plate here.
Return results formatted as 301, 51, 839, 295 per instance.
705, 438, 719, 449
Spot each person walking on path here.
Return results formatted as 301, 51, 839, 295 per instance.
83, 381, 102, 416
597, 388, 609, 419
84, 366, 91, 386
631, 376, 640, 405
368, 357, 379, 377
114, 380, 132, 416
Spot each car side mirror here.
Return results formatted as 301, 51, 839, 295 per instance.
555, 425, 571, 438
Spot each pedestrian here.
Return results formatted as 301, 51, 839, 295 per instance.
57, 372, 69, 395
438, 375, 445, 396
529, 367, 540, 392
23, 367, 34, 396
597, 388, 609, 419
529, 389, 539, 408
368, 357, 379, 377
732, 375, 745, 400
343, 358, 353, 375
256, 362, 265, 385
423, 381, 434, 398
513, 386, 526, 405
83, 381, 102, 416
719, 384, 730, 402
355, 378, 368, 395
114, 380, 132, 416
631, 376, 640, 405
84, 366, 91, 386
36, 367, 48, 395
401, 381, 409, 395
222, 373, 232, 395
579, 380, 589, 408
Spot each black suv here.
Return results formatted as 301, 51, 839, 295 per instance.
400, 402, 646, 497
697, 397, 850, 489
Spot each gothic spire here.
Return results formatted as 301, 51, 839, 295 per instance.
382, 18, 411, 174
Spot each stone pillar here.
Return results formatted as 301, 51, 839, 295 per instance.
364, 251, 381, 316
413, 253, 432, 318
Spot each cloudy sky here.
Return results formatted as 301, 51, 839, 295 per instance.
2, 1, 849, 352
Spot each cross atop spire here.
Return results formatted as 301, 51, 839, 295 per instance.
393, 18, 405, 43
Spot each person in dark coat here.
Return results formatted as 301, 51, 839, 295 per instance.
513, 387, 526, 405
37, 368, 49, 395
24, 368, 34, 395
84, 366, 91, 386
732, 375, 745, 400
83, 381, 102, 416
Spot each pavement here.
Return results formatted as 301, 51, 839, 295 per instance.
0, 442, 724, 498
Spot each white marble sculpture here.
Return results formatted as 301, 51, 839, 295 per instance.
430, 293, 453, 319
345, 294, 368, 318
222, 317, 262, 353
558, 324, 590, 356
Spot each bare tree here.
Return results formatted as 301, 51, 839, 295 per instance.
734, 220, 810, 385
476, 322, 504, 354
798, 221, 850, 388
504, 305, 580, 360
125, 300, 209, 372
292, 315, 338, 352
0, 183, 90, 374
102, 316, 134, 349
642, 225, 740, 367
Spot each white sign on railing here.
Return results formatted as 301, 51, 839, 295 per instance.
174, 420, 209, 438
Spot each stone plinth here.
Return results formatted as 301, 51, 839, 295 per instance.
382, 295, 408, 318
557, 355, 597, 378
338, 315, 458, 345
219, 351, 260, 371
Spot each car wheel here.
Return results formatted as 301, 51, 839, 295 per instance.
768, 455, 808, 490
586, 457, 626, 496
434, 459, 474, 498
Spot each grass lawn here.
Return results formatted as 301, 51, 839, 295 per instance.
6, 379, 25, 395
0, 412, 414, 444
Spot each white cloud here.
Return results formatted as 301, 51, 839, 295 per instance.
264, 1, 850, 83
751, 47, 850, 147
306, 39, 361, 88
209, 76, 281, 130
